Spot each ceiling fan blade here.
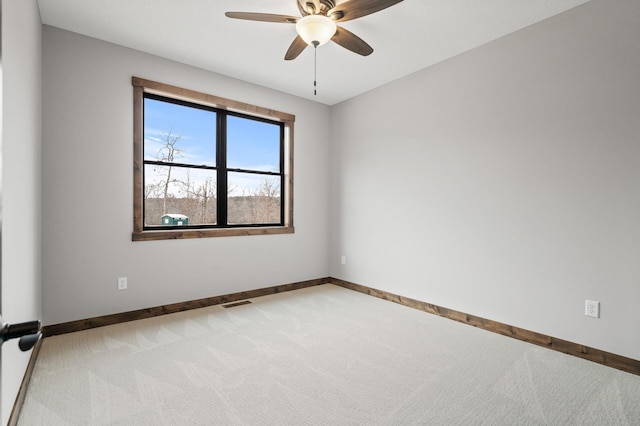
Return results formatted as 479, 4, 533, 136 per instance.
285, 35, 308, 60
225, 12, 298, 24
328, 0, 404, 22
331, 26, 373, 56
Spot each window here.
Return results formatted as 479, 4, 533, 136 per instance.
132, 77, 294, 241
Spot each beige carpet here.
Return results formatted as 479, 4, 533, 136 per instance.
18, 284, 640, 425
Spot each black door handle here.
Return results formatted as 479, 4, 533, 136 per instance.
0, 316, 42, 351
18, 333, 42, 351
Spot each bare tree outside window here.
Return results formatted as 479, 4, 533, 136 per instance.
228, 177, 281, 224
157, 129, 182, 216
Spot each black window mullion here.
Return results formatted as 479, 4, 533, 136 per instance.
279, 124, 285, 226
217, 113, 228, 226
143, 160, 217, 171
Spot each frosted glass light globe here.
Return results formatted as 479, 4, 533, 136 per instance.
296, 15, 337, 46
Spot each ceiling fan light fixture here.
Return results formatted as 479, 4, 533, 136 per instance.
295, 15, 337, 46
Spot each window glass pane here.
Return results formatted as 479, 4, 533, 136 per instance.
227, 116, 280, 172
144, 164, 217, 226
144, 97, 216, 166
227, 172, 281, 224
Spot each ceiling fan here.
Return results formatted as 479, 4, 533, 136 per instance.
225, 0, 404, 60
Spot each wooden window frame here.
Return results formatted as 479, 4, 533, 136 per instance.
132, 77, 294, 241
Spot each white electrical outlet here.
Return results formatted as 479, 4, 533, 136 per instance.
341, 256, 346, 265
118, 277, 128, 290
585, 299, 599, 318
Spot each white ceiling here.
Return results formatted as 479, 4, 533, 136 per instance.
37, 0, 591, 105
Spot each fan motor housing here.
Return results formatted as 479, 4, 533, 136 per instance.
300, 0, 336, 16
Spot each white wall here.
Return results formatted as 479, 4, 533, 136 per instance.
1, 0, 42, 423
330, 0, 640, 360
41, 27, 330, 325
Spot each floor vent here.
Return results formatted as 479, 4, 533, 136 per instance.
222, 300, 252, 309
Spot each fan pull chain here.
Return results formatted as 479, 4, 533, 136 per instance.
313, 41, 319, 96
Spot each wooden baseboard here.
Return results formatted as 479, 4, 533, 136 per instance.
43, 277, 331, 337
41, 276, 639, 376
7, 337, 44, 426
329, 277, 640, 376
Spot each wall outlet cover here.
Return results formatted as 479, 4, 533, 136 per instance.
118, 277, 128, 290
585, 299, 599, 318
